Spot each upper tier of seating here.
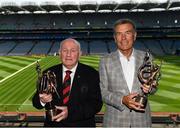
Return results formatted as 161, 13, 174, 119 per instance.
0, 11, 180, 30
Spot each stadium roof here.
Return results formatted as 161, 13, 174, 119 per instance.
0, 0, 180, 14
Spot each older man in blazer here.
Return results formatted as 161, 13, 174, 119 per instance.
99, 19, 157, 127
32, 38, 102, 127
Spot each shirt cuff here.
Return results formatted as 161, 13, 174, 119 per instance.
40, 100, 46, 107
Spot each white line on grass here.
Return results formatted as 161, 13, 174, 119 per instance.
0, 59, 41, 83
18, 89, 37, 110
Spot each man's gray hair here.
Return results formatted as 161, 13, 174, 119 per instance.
113, 19, 136, 32
59, 38, 81, 52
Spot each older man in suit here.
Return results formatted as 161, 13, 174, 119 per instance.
32, 38, 102, 127
99, 19, 157, 127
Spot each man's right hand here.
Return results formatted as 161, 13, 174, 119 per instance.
52, 106, 68, 122
122, 93, 144, 111
39, 93, 52, 104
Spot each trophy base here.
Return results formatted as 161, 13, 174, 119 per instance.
46, 109, 57, 121
134, 94, 147, 109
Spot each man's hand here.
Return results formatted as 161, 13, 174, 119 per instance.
122, 93, 144, 111
39, 93, 52, 104
52, 106, 68, 122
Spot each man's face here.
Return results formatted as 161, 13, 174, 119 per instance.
59, 40, 81, 69
114, 23, 137, 52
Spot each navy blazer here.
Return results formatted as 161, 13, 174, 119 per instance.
32, 62, 103, 127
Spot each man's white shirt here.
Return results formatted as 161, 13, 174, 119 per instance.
118, 50, 135, 92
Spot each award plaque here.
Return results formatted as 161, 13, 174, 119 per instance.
36, 61, 60, 121
135, 51, 161, 108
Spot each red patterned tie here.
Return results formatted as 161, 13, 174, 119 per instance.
63, 70, 72, 105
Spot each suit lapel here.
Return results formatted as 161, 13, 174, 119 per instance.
56, 64, 63, 88
68, 63, 81, 104
59, 64, 63, 86
131, 49, 144, 92
56, 64, 63, 102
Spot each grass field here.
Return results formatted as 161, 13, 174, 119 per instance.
0, 55, 179, 112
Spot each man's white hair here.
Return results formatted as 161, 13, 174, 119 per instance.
59, 38, 81, 52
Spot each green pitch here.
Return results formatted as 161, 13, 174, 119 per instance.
0, 55, 179, 112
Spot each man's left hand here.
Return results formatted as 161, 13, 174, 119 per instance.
52, 106, 68, 122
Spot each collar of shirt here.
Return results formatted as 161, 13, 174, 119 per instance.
118, 48, 135, 61
63, 63, 78, 74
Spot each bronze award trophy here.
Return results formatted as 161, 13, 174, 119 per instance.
36, 61, 60, 121
135, 51, 161, 108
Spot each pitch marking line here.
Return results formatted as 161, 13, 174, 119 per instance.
0, 59, 41, 83
18, 89, 37, 110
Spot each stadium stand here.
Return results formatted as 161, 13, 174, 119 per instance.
0, 41, 16, 55
133, 40, 146, 52
174, 40, 180, 55
0, 11, 180, 56
142, 39, 165, 56
89, 40, 108, 54
48, 40, 58, 55
8, 41, 34, 55
159, 39, 175, 55
79, 40, 88, 55
30, 40, 51, 55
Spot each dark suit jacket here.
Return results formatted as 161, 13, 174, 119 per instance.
32, 62, 103, 127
